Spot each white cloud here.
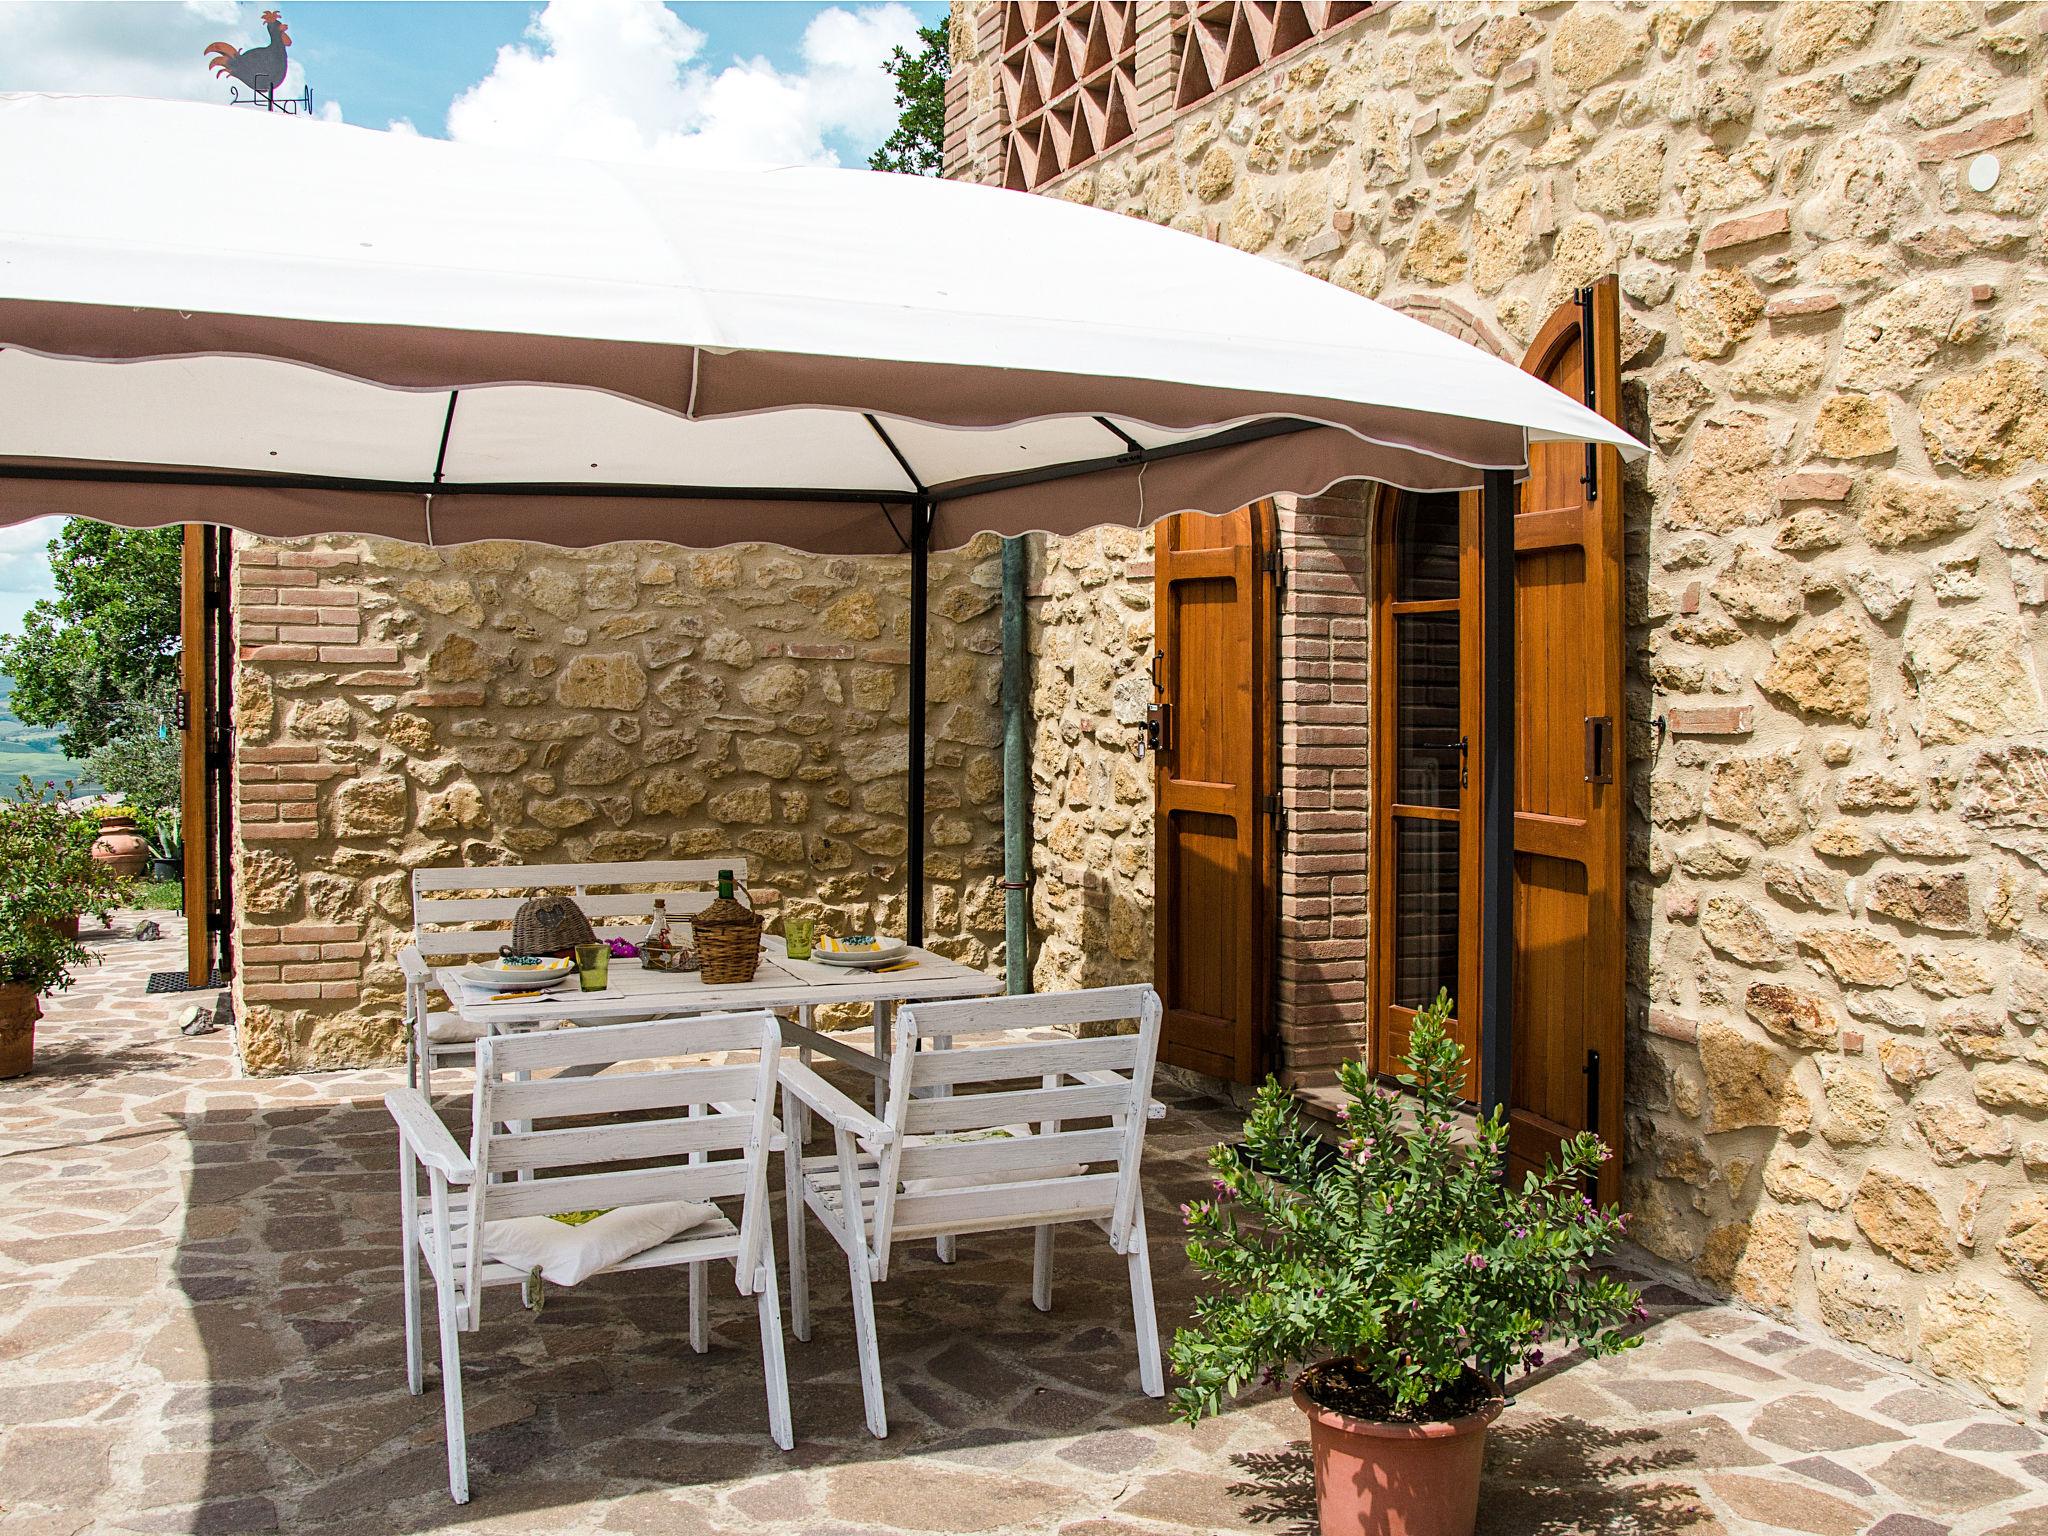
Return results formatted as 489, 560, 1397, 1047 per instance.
444, 0, 923, 169
0, 519, 63, 640
0, 2, 340, 121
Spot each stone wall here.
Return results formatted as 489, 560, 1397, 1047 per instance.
229, 534, 1008, 1073
948, 0, 2048, 1411
1023, 525, 1158, 997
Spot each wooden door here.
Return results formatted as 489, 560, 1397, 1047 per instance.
1370, 490, 1484, 1087
1504, 278, 1627, 1204
1151, 501, 1276, 1083
180, 525, 232, 987
180, 526, 211, 985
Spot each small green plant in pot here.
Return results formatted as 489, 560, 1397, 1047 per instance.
1169, 993, 1642, 1536
144, 805, 184, 883
0, 778, 131, 1077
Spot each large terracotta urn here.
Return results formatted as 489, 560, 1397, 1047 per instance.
0, 983, 39, 1078
90, 813, 148, 879
1294, 1380, 1503, 1536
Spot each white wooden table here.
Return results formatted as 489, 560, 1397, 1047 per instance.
432, 936, 1004, 1111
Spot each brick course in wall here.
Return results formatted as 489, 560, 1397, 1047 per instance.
1274, 491, 1372, 1089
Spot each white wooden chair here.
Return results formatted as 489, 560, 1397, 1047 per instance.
400, 858, 753, 1097
778, 984, 1164, 1439
385, 1010, 794, 1504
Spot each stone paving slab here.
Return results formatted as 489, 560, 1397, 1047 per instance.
1, 916, 2045, 1534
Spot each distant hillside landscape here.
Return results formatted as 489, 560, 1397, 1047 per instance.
0, 673, 99, 796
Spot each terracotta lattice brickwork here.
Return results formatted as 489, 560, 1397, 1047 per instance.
1172, 1, 1375, 111
999, 2, 1143, 191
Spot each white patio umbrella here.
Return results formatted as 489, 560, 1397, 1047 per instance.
0, 94, 1646, 1057
0, 94, 1640, 550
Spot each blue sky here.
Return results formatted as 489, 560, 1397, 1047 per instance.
0, 0, 944, 636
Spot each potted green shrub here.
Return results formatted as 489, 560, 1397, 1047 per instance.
1169, 994, 1643, 1536
0, 779, 130, 1076
145, 806, 184, 883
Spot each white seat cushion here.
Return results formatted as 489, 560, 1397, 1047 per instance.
424, 1010, 488, 1045
481, 1200, 721, 1286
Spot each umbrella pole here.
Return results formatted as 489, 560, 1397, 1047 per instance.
907, 498, 932, 948
1478, 469, 1515, 1119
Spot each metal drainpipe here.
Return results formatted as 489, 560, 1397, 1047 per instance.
1001, 535, 1031, 993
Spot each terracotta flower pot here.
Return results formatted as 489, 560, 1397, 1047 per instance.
1293, 1380, 1504, 1536
91, 815, 148, 879
0, 982, 40, 1079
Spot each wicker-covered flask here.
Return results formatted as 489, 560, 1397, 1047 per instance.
690, 868, 762, 985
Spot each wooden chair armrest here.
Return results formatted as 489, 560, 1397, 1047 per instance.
780, 1059, 893, 1151
398, 946, 431, 983
385, 1088, 474, 1182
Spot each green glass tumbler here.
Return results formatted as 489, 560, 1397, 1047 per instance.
575, 942, 609, 991
783, 918, 814, 960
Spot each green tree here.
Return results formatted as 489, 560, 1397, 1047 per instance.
89, 689, 183, 819
0, 521, 183, 756
869, 20, 951, 176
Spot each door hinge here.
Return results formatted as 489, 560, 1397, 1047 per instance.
1260, 549, 1285, 595
1576, 284, 1600, 503
1265, 792, 1287, 832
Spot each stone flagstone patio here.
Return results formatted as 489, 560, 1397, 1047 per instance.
1, 917, 2045, 1535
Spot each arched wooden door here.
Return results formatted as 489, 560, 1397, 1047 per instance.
1367, 282, 1627, 1202
1505, 278, 1627, 1203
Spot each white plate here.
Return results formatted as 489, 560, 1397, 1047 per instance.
809, 937, 908, 969
460, 963, 575, 992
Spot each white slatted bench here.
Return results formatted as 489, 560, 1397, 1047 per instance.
778, 984, 1165, 1439
401, 857, 753, 1095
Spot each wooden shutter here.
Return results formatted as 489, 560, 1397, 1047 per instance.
1503, 278, 1627, 1204
1151, 501, 1276, 1083
180, 526, 212, 986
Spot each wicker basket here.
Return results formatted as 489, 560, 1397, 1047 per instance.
690, 892, 763, 985
508, 894, 596, 957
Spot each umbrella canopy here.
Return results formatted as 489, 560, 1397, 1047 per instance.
0, 93, 1644, 555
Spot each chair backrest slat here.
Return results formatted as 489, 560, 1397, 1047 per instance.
895, 1124, 1125, 1184
901, 1080, 1130, 1137
489, 1012, 769, 1074
891, 1171, 1122, 1236
902, 984, 1155, 1040
483, 1159, 755, 1221
907, 1034, 1142, 1090
489, 1066, 761, 1124
490, 1113, 757, 1175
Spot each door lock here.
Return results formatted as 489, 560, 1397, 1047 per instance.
1144, 701, 1174, 759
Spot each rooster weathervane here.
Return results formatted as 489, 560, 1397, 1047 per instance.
203, 10, 311, 114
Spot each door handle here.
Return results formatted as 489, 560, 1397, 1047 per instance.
1417, 735, 1468, 788
1583, 716, 1613, 784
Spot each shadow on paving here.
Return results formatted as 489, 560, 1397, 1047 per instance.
163, 1077, 1310, 1533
